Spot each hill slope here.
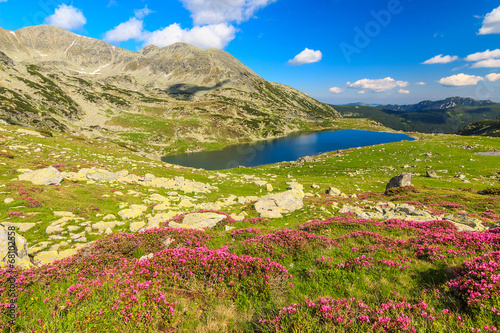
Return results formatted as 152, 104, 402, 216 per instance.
458, 115, 500, 137
0, 25, 339, 155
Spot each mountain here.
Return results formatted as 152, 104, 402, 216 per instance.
0, 25, 339, 155
380, 97, 496, 112
331, 101, 500, 134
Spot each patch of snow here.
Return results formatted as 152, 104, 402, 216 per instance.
89, 62, 110, 75
65, 40, 76, 54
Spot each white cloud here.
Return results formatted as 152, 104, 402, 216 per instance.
135, 6, 153, 19
471, 59, 500, 68
465, 49, 500, 61
0, 0, 7, 3
422, 54, 459, 64
104, 18, 145, 43
348, 77, 409, 93
478, 5, 500, 34
288, 48, 322, 66
414, 82, 427, 86
398, 89, 410, 94
180, 0, 276, 26
329, 87, 344, 94
437, 73, 483, 87
485, 73, 500, 82
357, 90, 365, 94
45, 4, 86, 30
144, 23, 237, 49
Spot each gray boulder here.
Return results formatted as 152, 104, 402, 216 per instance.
18, 166, 63, 185
386, 173, 412, 190
426, 170, 438, 178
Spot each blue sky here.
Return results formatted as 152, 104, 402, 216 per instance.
1, 0, 500, 105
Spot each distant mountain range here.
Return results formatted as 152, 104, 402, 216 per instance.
379, 97, 496, 112
331, 97, 500, 135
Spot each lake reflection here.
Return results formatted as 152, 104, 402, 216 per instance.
161, 129, 415, 170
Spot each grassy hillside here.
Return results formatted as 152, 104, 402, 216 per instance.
0, 119, 500, 332
332, 103, 500, 134
458, 118, 500, 137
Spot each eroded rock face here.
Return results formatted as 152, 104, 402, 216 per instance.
18, 166, 63, 185
254, 190, 305, 218
0, 224, 32, 269
386, 173, 412, 190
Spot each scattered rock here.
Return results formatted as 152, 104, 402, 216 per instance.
254, 190, 304, 218
327, 186, 348, 197
287, 182, 303, 191
386, 173, 412, 190
179, 212, 227, 229
118, 205, 148, 219
298, 156, 314, 163
129, 221, 146, 232
18, 166, 63, 185
3, 198, 14, 204
266, 183, 274, 192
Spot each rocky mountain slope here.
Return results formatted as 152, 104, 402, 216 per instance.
0, 25, 339, 155
380, 96, 496, 112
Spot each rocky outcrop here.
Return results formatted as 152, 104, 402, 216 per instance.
18, 166, 63, 185
254, 190, 305, 218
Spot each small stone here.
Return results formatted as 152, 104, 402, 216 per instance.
3, 198, 14, 204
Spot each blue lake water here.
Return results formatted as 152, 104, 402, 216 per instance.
161, 129, 415, 170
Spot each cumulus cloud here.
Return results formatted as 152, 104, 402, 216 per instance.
329, 87, 344, 94
465, 49, 500, 61
288, 48, 322, 66
357, 90, 365, 94
471, 59, 500, 68
485, 73, 500, 82
414, 82, 427, 86
45, 4, 86, 30
437, 73, 483, 87
398, 89, 410, 94
104, 18, 145, 43
144, 23, 237, 49
422, 54, 459, 64
347, 77, 409, 93
180, 0, 276, 25
478, 5, 500, 34
135, 6, 153, 19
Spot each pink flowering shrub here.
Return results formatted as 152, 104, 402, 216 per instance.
238, 229, 336, 260
446, 251, 500, 308
231, 227, 262, 240
257, 297, 484, 332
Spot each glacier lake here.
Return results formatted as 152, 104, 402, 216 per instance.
161, 129, 415, 170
